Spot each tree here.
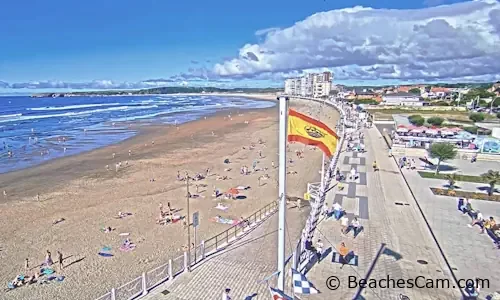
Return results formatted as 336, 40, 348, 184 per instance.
408, 115, 425, 126
429, 143, 457, 175
427, 116, 444, 126
469, 112, 485, 123
445, 173, 458, 190
408, 88, 421, 94
481, 170, 500, 196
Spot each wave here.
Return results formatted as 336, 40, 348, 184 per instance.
0, 113, 22, 119
27, 103, 121, 111
0, 105, 159, 124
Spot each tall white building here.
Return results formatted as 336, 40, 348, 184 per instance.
284, 78, 301, 95
284, 72, 332, 98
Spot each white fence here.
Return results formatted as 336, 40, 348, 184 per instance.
95, 201, 279, 300
293, 97, 348, 271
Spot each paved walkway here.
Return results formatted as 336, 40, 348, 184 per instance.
401, 167, 500, 296
141, 205, 309, 300
303, 127, 461, 300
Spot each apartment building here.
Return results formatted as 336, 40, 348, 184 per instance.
285, 72, 332, 98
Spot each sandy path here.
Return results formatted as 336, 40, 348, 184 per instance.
0, 98, 339, 300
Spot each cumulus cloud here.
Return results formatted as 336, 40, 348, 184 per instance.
213, 0, 500, 82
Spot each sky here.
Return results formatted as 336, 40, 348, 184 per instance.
1, 0, 500, 93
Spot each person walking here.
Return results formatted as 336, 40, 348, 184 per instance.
316, 239, 324, 263
57, 251, 64, 270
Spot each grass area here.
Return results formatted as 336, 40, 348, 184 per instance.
418, 171, 486, 183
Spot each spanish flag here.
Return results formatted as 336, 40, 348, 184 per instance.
288, 109, 338, 157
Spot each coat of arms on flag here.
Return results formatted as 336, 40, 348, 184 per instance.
292, 269, 319, 294
268, 287, 293, 300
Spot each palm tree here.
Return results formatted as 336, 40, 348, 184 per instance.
481, 170, 500, 196
429, 143, 458, 175
445, 173, 458, 190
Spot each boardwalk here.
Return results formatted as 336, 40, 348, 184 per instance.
303, 127, 461, 300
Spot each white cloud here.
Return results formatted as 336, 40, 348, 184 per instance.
213, 0, 500, 82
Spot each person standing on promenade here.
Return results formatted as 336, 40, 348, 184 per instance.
316, 239, 324, 263
222, 288, 232, 300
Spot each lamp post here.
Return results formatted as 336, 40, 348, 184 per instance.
186, 177, 191, 271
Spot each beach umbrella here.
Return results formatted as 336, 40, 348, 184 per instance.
440, 128, 454, 135
396, 127, 409, 133
411, 127, 425, 133
425, 128, 438, 135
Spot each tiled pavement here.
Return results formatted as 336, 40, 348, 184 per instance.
400, 164, 500, 297
302, 127, 461, 300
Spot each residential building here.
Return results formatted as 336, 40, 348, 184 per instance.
312, 72, 332, 98
284, 78, 301, 95
356, 91, 378, 100
284, 71, 333, 98
382, 92, 425, 106
300, 73, 314, 97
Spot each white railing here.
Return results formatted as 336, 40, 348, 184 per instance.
293, 97, 348, 271
95, 201, 279, 300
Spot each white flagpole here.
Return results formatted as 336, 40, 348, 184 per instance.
320, 153, 325, 191
277, 96, 289, 291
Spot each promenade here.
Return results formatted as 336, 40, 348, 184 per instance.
303, 126, 461, 300
141, 206, 309, 300
399, 162, 500, 296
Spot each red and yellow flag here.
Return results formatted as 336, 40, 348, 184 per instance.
287, 109, 338, 157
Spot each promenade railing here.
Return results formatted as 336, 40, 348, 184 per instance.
95, 200, 278, 300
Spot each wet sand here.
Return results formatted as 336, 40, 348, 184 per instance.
0, 97, 339, 300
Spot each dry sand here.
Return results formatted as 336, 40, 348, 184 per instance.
0, 97, 339, 300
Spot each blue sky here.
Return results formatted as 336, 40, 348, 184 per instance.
1, 0, 499, 92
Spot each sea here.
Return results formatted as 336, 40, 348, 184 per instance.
0, 95, 275, 174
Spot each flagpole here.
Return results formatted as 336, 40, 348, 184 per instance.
277, 96, 289, 291
320, 153, 325, 191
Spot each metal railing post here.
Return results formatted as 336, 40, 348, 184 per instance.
168, 259, 173, 281
201, 240, 205, 259
141, 272, 148, 296
111, 288, 116, 300
215, 236, 218, 249
183, 251, 188, 272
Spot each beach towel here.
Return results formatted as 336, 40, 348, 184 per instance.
119, 244, 136, 252
42, 268, 55, 275
215, 204, 229, 211
119, 233, 130, 236
236, 186, 250, 190
98, 252, 114, 257
101, 246, 112, 251
331, 252, 358, 266
114, 212, 133, 219
210, 216, 238, 225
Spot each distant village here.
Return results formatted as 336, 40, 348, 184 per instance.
284, 72, 500, 108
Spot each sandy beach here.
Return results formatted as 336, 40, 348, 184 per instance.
0, 97, 339, 300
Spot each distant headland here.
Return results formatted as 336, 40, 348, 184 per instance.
30, 86, 283, 98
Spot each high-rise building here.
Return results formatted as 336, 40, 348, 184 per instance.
284, 71, 333, 98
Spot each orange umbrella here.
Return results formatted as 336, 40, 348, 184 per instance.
227, 188, 239, 195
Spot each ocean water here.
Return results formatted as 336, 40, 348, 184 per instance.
0, 95, 275, 174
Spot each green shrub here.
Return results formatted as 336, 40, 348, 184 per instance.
497, 112, 500, 119
463, 126, 478, 134
426, 116, 444, 126
354, 99, 379, 105
469, 112, 485, 122
431, 101, 450, 106
408, 114, 425, 126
